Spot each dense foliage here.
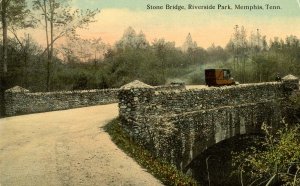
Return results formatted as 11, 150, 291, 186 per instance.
0, 24, 299, 92
233, 122, 300, 186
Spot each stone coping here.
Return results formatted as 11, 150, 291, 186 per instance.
5, 88, 119, 94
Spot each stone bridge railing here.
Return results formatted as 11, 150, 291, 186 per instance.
118, 76, 299, 171
4, 86, 119, 116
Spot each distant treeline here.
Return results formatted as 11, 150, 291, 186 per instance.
1, 26, 300, 91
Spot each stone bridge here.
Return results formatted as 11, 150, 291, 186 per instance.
3, 75, 299, 174
118, 76, 299, 172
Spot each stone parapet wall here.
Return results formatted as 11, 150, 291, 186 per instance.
119, 82, 284, 121
5, 87, 119, 116
152, 82, 284, 114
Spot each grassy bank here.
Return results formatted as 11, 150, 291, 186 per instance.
104, 118, 198, 186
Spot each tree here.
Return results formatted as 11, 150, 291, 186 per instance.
226, 25, 250, 82
152, 38, 176, 81
116, 26, 149, 50
61, 36, 106, 64
0, 0, 31, 116
12, 34, 42, 87
182, 33, 197, 52
0, 0, 31, 82
231, 25, 248, 70
33, 0, 100, 91
207, 43, 229, 63
248, 29, 269, 82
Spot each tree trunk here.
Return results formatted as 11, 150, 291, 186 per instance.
1, 0, 8, 75
43, 0, 51, 91
50, 1, 54, 91
23, 34, 29, 88
243, 56, 246, 83
1, 0, 8, 116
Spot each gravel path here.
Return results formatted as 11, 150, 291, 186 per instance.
0, 104, 162, 186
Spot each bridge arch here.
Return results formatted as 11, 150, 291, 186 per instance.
187, 133, 265, 185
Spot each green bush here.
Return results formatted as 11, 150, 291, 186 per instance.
232, 122, 300, 186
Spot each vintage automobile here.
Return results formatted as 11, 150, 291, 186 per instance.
205, 69, 236, 86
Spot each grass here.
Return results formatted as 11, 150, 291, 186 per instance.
104, 118, 198, 186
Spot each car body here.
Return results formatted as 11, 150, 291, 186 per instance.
205, 69, 235, 86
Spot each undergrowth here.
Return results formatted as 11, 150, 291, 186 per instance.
104, 118, 198, 186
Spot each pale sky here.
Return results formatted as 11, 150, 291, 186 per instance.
31, 0, 300, 48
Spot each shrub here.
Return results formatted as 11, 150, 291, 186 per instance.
232, 121, 300, 186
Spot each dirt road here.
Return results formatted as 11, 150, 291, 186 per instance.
0, 104, 162, 186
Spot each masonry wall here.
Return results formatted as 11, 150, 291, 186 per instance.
119, 80, 298, 170
5, 88, 119, 116
119, 82, 284, 122
4, 82, 185, 117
